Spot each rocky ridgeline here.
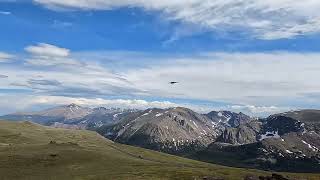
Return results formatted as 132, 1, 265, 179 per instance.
197, 111, 320, 172
98, 107, 224, 154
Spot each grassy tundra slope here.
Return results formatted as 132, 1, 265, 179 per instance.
0, 120, 319, 180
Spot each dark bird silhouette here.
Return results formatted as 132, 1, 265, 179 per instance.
169, 81, 178, 85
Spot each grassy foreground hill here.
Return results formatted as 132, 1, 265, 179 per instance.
0, 121, 319, 180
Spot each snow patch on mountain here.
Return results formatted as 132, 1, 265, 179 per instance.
259, 131, 280, 141
302, 140, 319, 152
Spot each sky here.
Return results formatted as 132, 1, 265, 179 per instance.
1, 0, 320, 116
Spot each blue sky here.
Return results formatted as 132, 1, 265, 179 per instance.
1, 0, 320, 116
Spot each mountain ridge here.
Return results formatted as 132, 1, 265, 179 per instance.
1, 104, 320, 172
192, 113, 320, 172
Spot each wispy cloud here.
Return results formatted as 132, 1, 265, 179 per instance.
24, 43, 83, 67
122, 52, 320, 108
52, 20, 73, 28
3, 43, 144, 100
33, 0, 320, 39
27, 79, 62, 86
0, 75, 8, 78
0, 11, 11, 15
0, 52, 14, 62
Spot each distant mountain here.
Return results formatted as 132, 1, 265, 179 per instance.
79, 107, 138, 129
97, 107, 218, 154
205, 111, 253, 128
215, 120, 262, 145
192, 113, 320, 172
96, 108, 251, 154
0, 104, 92, 125
0, 104, 137, 129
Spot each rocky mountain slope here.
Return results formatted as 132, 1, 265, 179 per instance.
205, 110, 253, 128
97, 107, 223, 154
77, 107, 137, 129
277, 109, 320, 134
192, 112, 320, 172
96, 108, 254, 154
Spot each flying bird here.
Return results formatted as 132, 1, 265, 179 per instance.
169, 81, 178, 85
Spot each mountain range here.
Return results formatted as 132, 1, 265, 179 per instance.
1, 104, 137, 129
2, 120, 318, 180
1, 104, 320, 173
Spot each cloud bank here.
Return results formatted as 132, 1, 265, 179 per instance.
1, 42, 319, 116
124, 52, 320, 107
34, 0, 320, 39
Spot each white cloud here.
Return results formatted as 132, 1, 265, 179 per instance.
0, 52, 14, 62
33, 0, 320, 39
24, 43, 90, 67
1, 44, 140, 101
28, 96, 178, 109
229, 105, 288, 116
25, 43, 70, 57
